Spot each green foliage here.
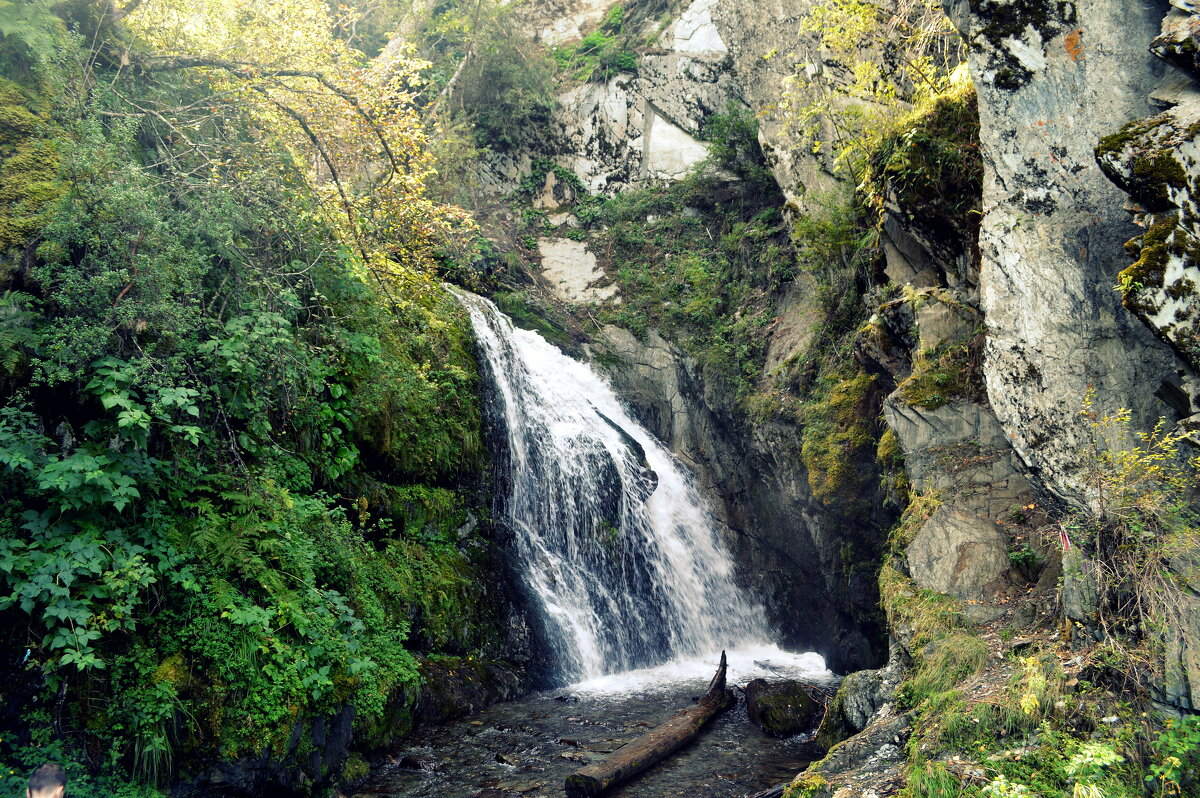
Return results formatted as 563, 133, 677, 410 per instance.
0, 75, 63, 272
549, 5, 639, 82
0, 290, 39, 376
700, 103, 776, 189
420, 0, 556, 152
0, 0, 63, 84
862, 81, 982, 250
1054, 397, 1200, 692
1007, 543, 1042, 570
783, 0, 965, 176
1, 722, 164, 798
591, 172, 793, 398
1147, 715, 1200, 796
456, 28, 556, 151
0, 7, 497, 789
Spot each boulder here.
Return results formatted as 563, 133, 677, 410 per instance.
905, 505, 1009, 601
745, 679, 821, 737
814, 659, 901, 751
416, 658, 525, 726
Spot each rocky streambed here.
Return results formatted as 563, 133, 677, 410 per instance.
353, 649, 836, 798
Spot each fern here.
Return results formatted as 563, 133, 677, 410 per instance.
0, 290, 39, 375
0, 1, 62, 60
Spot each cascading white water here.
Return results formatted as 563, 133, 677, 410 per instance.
456, 290, 771, 683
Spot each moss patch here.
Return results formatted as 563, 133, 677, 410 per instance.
863, 83, 982, 257
1118, 212, 1179, 311
800, 370, 885, 508
0, 77, 62, 274
896, 333, 986, 410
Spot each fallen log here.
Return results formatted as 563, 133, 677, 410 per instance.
564, 651, 732, 798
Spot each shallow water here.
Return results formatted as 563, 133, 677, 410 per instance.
354, 648, 836, 798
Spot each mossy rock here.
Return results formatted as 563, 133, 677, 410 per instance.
896, 336, 986, 410
745, 678, 821, 738
801, 370, 883, 509
341, 752, 370, 785
0, 77, 62, 274
784, 771, 830, 798
415, 656, 524, 726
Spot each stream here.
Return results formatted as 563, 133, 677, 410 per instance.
354, 648, 836, 798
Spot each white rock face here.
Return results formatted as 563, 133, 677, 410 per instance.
965, 0, 1183, 503
537, 0, 613, 45
643, 113, 711, 180
484, 0, 744, 195
537, 238, 619, 303
673, 0, 728, 54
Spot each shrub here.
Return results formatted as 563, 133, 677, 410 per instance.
550, 4, 639, 82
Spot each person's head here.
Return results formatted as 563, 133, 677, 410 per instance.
26, 763, 66, 798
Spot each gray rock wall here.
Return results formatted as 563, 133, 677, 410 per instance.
589, 325, 886, 672
964, 0, 1185, 504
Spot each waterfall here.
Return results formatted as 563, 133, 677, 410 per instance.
456, 291, 770, 683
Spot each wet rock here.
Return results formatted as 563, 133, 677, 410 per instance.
398, 754, 440, 772
497, 778, 544, 792
745, 679, 820, 738
190, 704, 355, 797
905, 506, 1010, 601
815, 657, 902, 751
495, 752, 521, 766
416, 658, 525, 726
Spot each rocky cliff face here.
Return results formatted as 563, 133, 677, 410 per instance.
478, 0, 1200, 692
476, 0, 898, 674
1093, 0, 1200, 711
963, 0, 1192, 505
485, 0, 740, 194
588, 324, 886, 672
490, 0, 846, 200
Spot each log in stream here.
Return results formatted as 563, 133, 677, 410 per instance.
564, 652, 733, 798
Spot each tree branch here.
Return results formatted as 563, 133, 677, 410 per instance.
140, 56, 401, 180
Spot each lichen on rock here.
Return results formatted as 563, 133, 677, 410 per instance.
1097, 98, 1200, 371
